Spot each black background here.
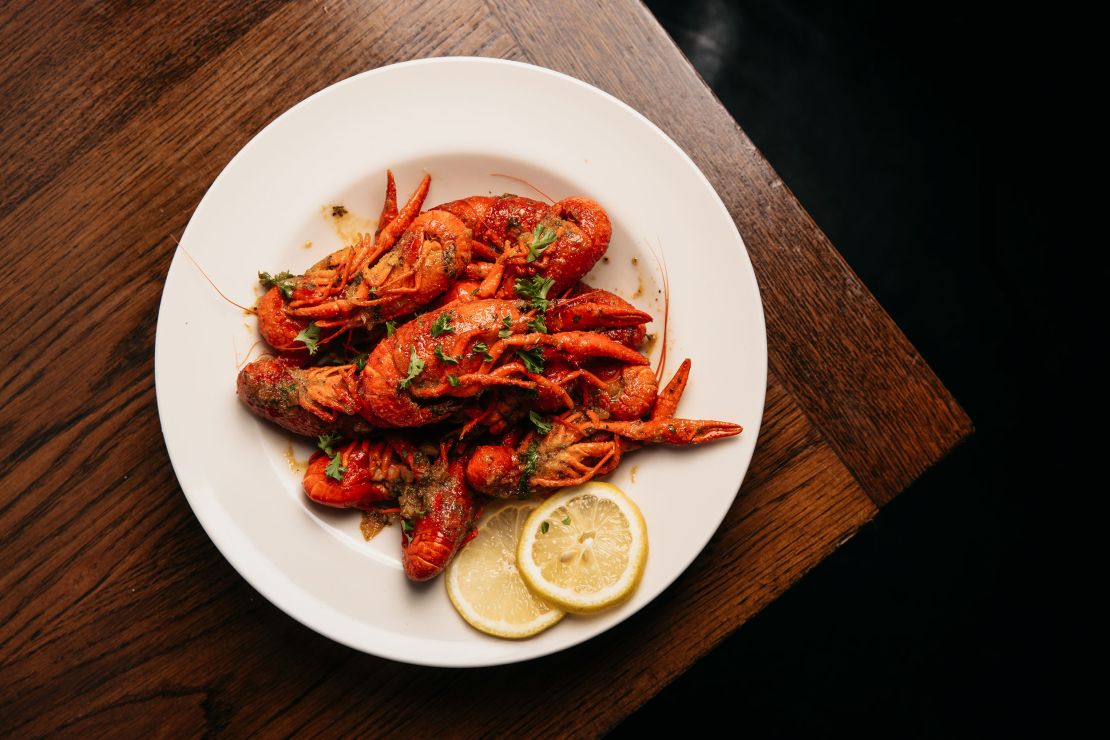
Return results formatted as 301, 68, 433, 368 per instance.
613, 2, 1078, 735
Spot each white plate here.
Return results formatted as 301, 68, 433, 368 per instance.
155, 58, 766, 667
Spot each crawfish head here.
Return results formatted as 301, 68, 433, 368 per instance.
237, 356, 368, 437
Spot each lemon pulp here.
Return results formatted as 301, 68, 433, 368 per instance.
517, 481, 648, 614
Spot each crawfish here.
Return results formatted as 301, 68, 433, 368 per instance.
436, 194, 611, 298
399, 444, 478, 582
258, 174, 472, 351
465, 359, 742, 497
302, 437, 476, 582
302, 436, 425, 509
236, 354, 371, 437
358, 294, 653, 428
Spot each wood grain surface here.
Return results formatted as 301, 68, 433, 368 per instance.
0, 0, 970, 735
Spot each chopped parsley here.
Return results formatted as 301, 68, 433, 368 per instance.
258, 270, 296, 299
430, 311, 454, 337
498, 314, 513, 339
528, 314, 548, 334
529, 410, 552, 435
316, 433, 343, 457
384, 320, 397, 337
353, 353, 368, 372
447, 374, 461, 387
434, 345, 459, 365
397, 347, 425, 389
294, 323, 321, 355
517, 441, 540, 497
526, 225, 558, 262
401, 518, 414, 534
325, 453, 346, 481
469, 341, 494, 362
516, 346, 545, 374
514, 275, 556, 312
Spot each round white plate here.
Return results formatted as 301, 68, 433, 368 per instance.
155, 57, 766, 667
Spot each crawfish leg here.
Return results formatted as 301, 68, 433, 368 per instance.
583, 416, 743, 445
346, 174, 431, 285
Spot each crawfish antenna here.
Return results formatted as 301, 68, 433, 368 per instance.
645, 237, 670, 385
174, 235, 255, 314
489, 173, 555, 204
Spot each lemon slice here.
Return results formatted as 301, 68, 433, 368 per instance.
446, 500, 565, 638
517, 481, 648, 613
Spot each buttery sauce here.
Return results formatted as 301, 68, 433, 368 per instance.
282, 443, 309, 474
323, 204, 378, 244
360, 511, 393, 541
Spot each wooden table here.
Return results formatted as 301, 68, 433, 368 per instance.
0, 1, 970, 735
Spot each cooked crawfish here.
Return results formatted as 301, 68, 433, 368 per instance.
303, 436, 425, 509
257, 174, 472, 351
436, 194, 611, 298
399, 444, 478, 581
358, 295, 653, 428
236, 355, 369, 437
235, 168, 746, 586
465, 360, 742, 497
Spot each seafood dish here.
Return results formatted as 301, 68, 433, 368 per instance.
235, 171, 743, 582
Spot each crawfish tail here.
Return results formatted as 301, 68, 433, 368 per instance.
401, 456, 477, 581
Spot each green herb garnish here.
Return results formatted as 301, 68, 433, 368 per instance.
398, 347, 425, 389
316, 433, 343, 457
431, 311, 454, 337
540, 521, 550, 534
516, 346, 545, 374
470, 340, 494, 362
528, 314, 547, 334
434, 345, 459, 365
385, 320, 397, 337
258, 270, 296, 299
514, 274, 556, 312
325, 453, 346, 481
529, 410, 551, 435
294, 323, 321, 355
447, 374, 461, 387
526, 225, 558, 263
517, 441, 540, 497
498, 314, 513, 339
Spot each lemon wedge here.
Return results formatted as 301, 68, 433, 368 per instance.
446, 500, 565, 638
517, 481, 648, 613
